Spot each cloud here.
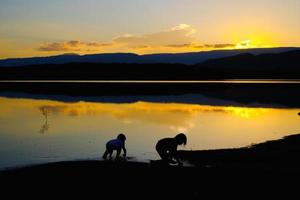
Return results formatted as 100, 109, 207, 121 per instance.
37, 24, 239, 54
171, 24, 192, 31
38, 42, 72, 51
38, 40, 112, 52
164, 44, 193, 48
67, 40, 83, 47
202, 44, 236, 48
113, 24, 197, 48
86, 42, 112, 47
164, 43, 235, 49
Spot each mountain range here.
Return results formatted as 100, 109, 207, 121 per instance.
0, 49, 300, 80
0, 47, 299, 67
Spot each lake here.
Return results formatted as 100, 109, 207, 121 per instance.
0, 81, 300, 169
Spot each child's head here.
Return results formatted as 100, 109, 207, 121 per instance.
117, 133, 126, 142
175, 133, 187, 146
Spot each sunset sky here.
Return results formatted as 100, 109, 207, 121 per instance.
0, 0, 299, 58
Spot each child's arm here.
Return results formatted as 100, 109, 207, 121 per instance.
122, 144, 127, 157
171, 146, 182, 166
174, 152, 182, 165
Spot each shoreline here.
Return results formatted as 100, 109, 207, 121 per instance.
1, 133, 300, 198
2, 133, 300, 173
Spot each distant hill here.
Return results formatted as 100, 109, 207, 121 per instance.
0, 50, 299, 80
0, 47, 299, 67
194, 49, 300, 79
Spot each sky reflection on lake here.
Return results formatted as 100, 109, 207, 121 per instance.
0, 96, 299, 169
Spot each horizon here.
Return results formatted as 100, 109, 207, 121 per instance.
1, 46, 299, 61
1, 0, 300, 59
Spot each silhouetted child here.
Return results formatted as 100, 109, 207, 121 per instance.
103, 133, 127, 160
155, 133, 187, 166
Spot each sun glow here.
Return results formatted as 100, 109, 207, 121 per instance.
235, 39, 272, 49
224, 107, 269, 119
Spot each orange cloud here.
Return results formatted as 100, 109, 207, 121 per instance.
37, 24, 199, 53
165, 43, 235, 49
113, 24, 197, 48
86, 42, 111, 47
38, 40, 112, 52
38, 42, 74, 51
36, 24, 269, 54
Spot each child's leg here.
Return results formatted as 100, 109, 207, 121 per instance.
157, 150, 174, 165
116, 148, 121, 159
103, 146, 113, 160
157, 149, 167, 160
102, 149, 109, 159
108, 149, 113, 159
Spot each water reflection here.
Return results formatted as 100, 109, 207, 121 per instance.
35, 101, 272, 133
0, 96, 299, 169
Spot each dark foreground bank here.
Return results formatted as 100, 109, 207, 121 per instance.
1, 134, 300, 199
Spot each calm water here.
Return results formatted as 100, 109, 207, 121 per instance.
0, 81, 300, 169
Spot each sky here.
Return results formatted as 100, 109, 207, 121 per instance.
0, 0, 299, 58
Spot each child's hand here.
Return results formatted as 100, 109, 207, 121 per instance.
169, 160, 177, 164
